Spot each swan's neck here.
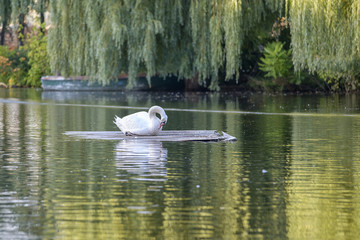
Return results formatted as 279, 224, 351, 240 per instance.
148, 106, 166, 119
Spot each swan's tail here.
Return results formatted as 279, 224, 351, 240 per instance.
113, 115, 122, 129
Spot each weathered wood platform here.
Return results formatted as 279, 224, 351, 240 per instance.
64, 130, 237, 142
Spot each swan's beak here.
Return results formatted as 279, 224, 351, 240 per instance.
159, 120, 167, 129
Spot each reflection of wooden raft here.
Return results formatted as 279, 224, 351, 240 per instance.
65, 130, 237, 142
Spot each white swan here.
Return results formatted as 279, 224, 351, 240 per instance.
113, 106, 168, 136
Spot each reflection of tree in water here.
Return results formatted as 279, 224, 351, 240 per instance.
114, 140, 168, 178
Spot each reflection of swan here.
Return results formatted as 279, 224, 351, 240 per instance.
113, 106, 168, 136
114, 140, 168, 177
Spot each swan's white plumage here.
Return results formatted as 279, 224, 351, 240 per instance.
113, 106, 168, 136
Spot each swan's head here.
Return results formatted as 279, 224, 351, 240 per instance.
160, 114, 168, 127
149, 106, 168, 129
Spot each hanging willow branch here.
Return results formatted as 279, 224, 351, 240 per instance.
287, 0, 360, 80
48, 0, 283, 89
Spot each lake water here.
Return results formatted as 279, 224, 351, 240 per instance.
1, 89, 360, 239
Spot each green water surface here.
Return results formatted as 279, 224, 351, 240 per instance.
1, 89, 360, 239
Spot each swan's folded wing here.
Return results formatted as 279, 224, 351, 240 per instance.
118, 112, 155, 135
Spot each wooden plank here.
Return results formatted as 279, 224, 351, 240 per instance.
64, 130, 237, 142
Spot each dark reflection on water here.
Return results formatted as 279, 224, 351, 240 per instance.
1, 89, 360, 239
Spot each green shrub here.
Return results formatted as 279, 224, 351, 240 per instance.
0, 46, 12, 84
258, 41, 305, 91
0, 26, 50, 88
23, 26, 51, 87
9, 48, 30, 86
0, 46, 29, 86
258, 41, 292, 80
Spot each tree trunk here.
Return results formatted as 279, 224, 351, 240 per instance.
18, 14, 25, 47
184, 73, 200, 91
40, 12, 45, 33
0, 21, 6, 45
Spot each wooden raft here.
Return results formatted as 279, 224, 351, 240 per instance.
64, 130, 237, 142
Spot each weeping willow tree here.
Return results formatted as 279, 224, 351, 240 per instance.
48, 0, 284, 89
288, 0, 360, 88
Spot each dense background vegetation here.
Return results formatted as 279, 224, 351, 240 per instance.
0, 0, 359, 91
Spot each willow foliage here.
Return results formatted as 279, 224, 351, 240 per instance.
10, 0, 30, 21
48, 0, 283, 89
288, 0, 360, 81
